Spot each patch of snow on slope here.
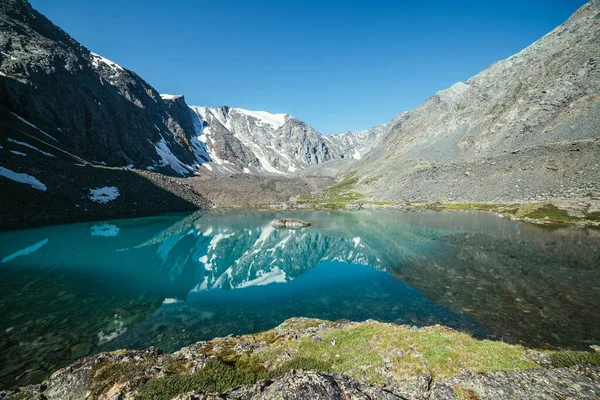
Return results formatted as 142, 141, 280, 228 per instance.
10, 150, 26, 156
160, 94, 183, 101
91, 223, 120, 237
0, 166, 47, 191
90, 52, 124, 72
154, 139, 194, 176
10, 112, 58, 142
189, 109, 211, 164
234, 109, 288, 129
2, 239, 48, 263
237, 266, 287, 288
89, 186, 120, 204
256, 153, 286, 175
162, 298, 181, 304
8, 138, 55, 157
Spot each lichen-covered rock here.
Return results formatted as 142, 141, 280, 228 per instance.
430, 365, 600, 400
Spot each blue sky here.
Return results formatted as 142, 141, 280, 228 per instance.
31, 0, 587, 134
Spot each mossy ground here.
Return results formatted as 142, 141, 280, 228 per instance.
296, 171, 368, 209
429, 202, 600, 225
78, 318, 600, 400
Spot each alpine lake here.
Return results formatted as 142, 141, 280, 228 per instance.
1, 209, 599, 389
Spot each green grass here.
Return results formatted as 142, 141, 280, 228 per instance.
137, 359, 270, 400
245, 321, 538, 383
549, 351, 600, 368
296, 171, 367, 209
137, 356, 336, 400
524, 204, 580, 223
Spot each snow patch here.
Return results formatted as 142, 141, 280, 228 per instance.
237, 267, 287, 288
90, 52, 124, 72
243, 167, 250, 174
154, 139, 194, 176
91, 223, 120, 237
10, 112, 57, 142
8, 138, 55, 157
10, 150, 26, 156
89, 186, 120, 203
0, 166, 46, 191
2, 239, 48, 263
352, 237, 361, 247
162, 298, 181, 304
256, 154, 286, 175
160, 94, 183, 101
234, 108, 288, 130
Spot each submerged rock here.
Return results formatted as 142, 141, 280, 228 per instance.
270, 218, 311, 229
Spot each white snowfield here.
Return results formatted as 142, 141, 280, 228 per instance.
0, 166, 47, 191
89, 186, 120, 204
234, 108, 288, 130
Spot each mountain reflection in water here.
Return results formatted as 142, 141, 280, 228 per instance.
0, 209, 599, 389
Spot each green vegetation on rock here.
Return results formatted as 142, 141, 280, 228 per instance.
549, 351, 600, 368
23, 318, 600, 400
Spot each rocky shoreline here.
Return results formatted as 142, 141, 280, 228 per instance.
1, 318, 599, 400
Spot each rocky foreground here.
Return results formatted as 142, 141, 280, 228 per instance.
2, 318, 599, 400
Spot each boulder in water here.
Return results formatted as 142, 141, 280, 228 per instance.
271, 218, 311, 229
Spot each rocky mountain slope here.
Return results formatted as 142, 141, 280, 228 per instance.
305, 1, 600, 203
188, 106, 381, 175
0, 0, 216, 176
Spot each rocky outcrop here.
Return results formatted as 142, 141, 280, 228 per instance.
270, 218, 311, 229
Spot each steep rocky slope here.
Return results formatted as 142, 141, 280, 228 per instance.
306, 1, 600, 203
0, 0, 214, 175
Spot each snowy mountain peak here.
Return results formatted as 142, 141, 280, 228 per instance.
188, 104, 384, 176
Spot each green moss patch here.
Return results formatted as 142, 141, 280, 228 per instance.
243, 322, 538, 384
524, 204, 580, 223
549, 351, 600, 368
297, 171, 366, 209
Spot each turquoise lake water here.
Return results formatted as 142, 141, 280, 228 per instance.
1, 209, 599, 388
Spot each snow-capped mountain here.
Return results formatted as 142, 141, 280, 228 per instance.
188, 105, 383, 175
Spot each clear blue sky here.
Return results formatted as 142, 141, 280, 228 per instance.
31, 0, 587, 134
